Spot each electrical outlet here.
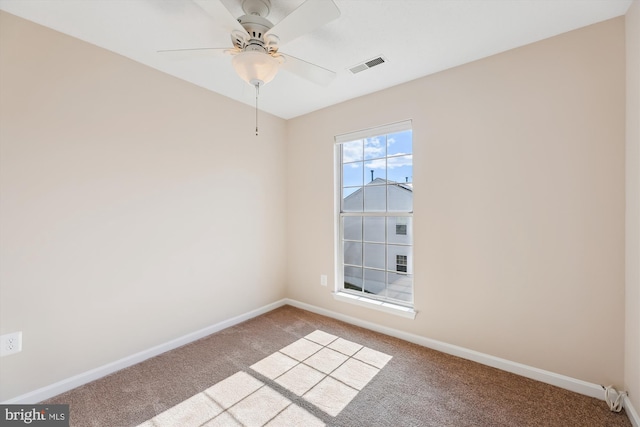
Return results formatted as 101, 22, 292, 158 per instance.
0, 331, 22, 357
320, 274, 327, 286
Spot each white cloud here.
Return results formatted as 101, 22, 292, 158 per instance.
342, 141, 362, 163
388, 155, 412, 168
364, 137, 384, 158
365, 159, 386, 170
365, 154, 412, 170
343, 137, 411, 170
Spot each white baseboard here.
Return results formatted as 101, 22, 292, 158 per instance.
2, 299, 288, 404
284, 298, 606, 400
5, 297, 633, 427
285, 298, 640, 426
625, 395, 640, 427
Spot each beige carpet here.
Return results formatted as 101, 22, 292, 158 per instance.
43, 305, 631, 426
137, 329, 391, 426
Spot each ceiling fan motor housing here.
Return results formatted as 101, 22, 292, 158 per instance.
234, 14, 278, 54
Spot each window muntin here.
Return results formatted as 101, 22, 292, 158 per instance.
337, 122, 413, 306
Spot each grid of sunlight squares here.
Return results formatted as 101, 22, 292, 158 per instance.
137, 330, 392, 427
251, 330, 392, 417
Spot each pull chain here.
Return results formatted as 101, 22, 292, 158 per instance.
254, 83, 260, 136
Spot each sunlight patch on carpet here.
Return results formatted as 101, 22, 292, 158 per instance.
251, 330, 392, 417
137, 330, 391, 426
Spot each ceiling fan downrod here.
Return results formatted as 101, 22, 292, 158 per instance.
254, 82, 260, 136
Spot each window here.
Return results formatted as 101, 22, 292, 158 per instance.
336, 120, 413, 307
396, 255, 408, 273
395, 217, 407, 235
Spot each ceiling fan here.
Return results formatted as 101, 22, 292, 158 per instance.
159, 0, 341, 88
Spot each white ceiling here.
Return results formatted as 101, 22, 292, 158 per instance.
0, 0, 632, 119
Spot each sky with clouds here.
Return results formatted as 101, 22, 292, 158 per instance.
342, 130, 413, 186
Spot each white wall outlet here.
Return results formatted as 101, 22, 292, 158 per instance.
0, 331, 22, 357
320, 274, 328, 286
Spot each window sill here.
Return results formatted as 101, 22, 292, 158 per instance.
333, 292, 417, 319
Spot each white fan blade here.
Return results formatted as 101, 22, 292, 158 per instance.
279, 53, 335, 86
157, 48, 234, 60
193, 0, 249, 36
265, 0, 340, 46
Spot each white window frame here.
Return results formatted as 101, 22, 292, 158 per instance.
334, 120, 416, 319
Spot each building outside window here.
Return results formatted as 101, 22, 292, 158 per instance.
336, 120, 413, 306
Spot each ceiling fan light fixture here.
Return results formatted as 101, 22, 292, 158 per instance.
231, 51, 280, 86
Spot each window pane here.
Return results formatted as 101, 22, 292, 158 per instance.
343, 216, 362, 241
344, 266, 363, 292
364, 268, 386, 296
387, 272, 413, 302
344, 241, 362, 266
387, 185, 413, 212
387, 156, 412, 184
365, 161, 386, 183
364, 185, 386, 211
343, 162, 363, 187
364, 136, 386, 160
388, 217, 413, 244
363, 217, 385, 243
387, 130, 412, 156
343, 187, 363, 212
342, 140, 363, 162
364, 243, 385, 269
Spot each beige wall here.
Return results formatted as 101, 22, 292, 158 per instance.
0, 8, 632, 405
287, 17, 626, 387
626, 0, 640, 414
0, 12, 287, 401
